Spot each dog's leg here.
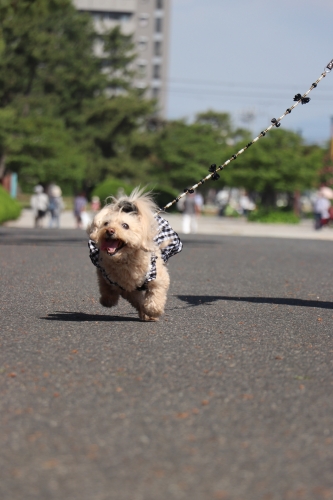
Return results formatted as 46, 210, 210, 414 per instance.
97, 269, 120, 308
121, 290, 150, 320
141, 278, 169, 321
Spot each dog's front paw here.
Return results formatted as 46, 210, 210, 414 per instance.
99, 295, 118, 308
139, 311, 159, 322
142, 297, 165, 320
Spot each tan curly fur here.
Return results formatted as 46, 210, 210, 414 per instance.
87, 188, 170, 321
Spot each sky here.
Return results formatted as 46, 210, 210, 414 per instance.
166, 0, 333, 145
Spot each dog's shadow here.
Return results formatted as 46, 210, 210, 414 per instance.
177, 295, 333, 310
40, 296, 333, 325
41, 311, 142, 322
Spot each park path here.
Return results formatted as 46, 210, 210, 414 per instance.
5, 207, 333, 240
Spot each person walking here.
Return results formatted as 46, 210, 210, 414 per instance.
73, 192, 88, 229
48, 185, 64, 228
313, 192, 331, 230
195, 192, 204, 214
239, 191, 255, 216
182, 192, 199, 234
30, 185, 49, 228
91, 196, 101, 214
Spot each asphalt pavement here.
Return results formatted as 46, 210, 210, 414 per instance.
1, 225, 333, 500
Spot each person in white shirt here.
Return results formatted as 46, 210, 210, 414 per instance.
239, 192, 255, 216
181, 192, 199, 234
30, 185, 49, 228
313, 193, 331, 230
47, 184, 64, 229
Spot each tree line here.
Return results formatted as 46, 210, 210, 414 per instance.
0, 0, 330, 208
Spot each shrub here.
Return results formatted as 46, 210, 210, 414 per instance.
91, 179, 134, 205
149, 185, 179, 212
247, 208, 300, 224
224, 204, 240, 217
0, 185, 21, 224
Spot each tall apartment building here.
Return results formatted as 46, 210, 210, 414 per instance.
73, 0, 171, 116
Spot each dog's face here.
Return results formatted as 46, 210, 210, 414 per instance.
88, 194, 158, 260
97, 212, 142, 257
93, 208, 154, 260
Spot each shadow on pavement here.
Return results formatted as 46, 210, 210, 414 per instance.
41, 311, 141, 322
177, 295, 333, 310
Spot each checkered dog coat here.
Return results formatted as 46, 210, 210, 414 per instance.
88, 214, 182, 291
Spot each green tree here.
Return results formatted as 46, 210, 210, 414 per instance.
0, 0, 104, 188
0, 0, 155, 192
2, 112, 87, 193
195, 110, 248, 145
102, 25, 136, 92
151, 113, 246, 192
227, 129, 322, 208
78, 94, 154, 189
317, 141, 333, 187
0, 0, 106, 117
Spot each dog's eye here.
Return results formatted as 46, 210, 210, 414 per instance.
104, 221, 108, 226
122, 223, 129, 230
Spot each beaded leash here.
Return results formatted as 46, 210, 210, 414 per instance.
157, 58, 333, 214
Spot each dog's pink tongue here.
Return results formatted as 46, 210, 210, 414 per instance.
101, 240, 118, 253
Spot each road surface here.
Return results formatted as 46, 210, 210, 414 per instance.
1, 227, 332, 500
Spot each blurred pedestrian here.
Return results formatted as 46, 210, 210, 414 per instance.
239, 191, 255, 216
195, 192, 204, 215
206, 188, 217, 205
73, 192, 88, 229
30, 185, 49, 228
313, 192, 330, 230
216, 189, 229, 216
80, 209, 92, 230
329, 204, 333, 222
116, 187, 125, 199
91, 195, 101, 213
182, 192, 199, 234
48, 184, 64, 228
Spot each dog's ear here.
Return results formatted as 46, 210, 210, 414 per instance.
87, 215, 104, 240
87, 222, 98, 241
87, 205, 111, 240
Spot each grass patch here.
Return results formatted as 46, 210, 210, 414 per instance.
0, 186, 21, 224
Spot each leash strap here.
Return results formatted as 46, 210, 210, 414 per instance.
158, 58, 333, 214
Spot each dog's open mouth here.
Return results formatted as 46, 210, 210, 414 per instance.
100, 238, 125, 256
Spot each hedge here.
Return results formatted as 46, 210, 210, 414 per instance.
0, 185, 21, 224
91, 179, 134, 205
247, 208, 300, 224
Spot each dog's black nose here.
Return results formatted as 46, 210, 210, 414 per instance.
106, 228, 115, 235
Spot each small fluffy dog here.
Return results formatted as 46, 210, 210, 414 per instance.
87, 188, 182, 321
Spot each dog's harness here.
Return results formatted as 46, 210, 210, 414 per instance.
88, 214, 182, 291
